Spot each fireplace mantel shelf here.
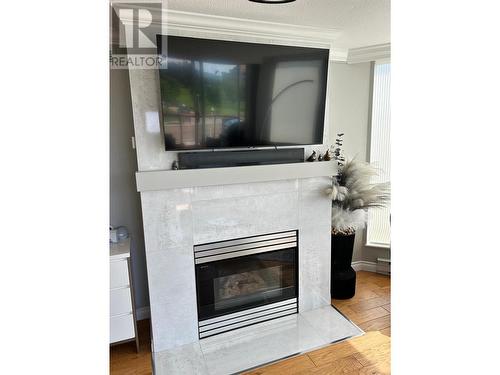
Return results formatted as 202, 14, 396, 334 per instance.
136, 161, 338, 191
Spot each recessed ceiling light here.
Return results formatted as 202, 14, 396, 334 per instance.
249, 0, 297, 4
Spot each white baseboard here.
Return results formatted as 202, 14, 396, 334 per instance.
136, 306, 150, 321
351, 261, 377, 273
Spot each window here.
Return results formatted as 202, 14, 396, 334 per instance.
367, 62, 391, 247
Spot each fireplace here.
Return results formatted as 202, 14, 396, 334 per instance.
194, 230, 298, 338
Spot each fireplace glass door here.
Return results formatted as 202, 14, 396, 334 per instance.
195, 245, 298, 321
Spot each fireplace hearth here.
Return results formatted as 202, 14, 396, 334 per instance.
194, 230, 298, 338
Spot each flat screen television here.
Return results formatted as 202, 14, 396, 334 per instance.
157, 35, 329, 151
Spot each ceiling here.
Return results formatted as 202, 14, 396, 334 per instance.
165, 0, 390, 49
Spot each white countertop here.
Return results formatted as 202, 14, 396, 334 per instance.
110, 238, 131, 261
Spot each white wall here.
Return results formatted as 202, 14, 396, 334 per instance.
329, 61, 390, 263
110, 68, 149, 311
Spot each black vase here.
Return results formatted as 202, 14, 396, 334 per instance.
331, 233, 356, 299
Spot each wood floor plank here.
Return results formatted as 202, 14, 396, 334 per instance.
245, 354, 316, 375
356, 272, 390, 284
382, 304, 390, 313
304, 355, 364, 374
110, 320, 152, 375
110, 358, 152, 375
331, 299, 356, 310
353, 342, 391, 367
347, 297, 391, 313
347, 361, 391, 375
334, 303, 356, 315
362, 277, 390, 289
358, 315, 391, 332
380, 327, 391, 337
341, 306, 389, 325
332, 288, 380, 305
355, 282, 384, 291
308, 332, 390, 367
372, 287, 390, 298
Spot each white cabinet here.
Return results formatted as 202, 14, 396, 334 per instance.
110, 287, 133, 316
110, 238, 139, 351
110, 314, 136, 343
110, 260, 130, 289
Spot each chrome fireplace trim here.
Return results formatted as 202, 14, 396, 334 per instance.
195, 230, 299, 339
194, 231, 298, 264
195, 230, 297, 252
198, 298, 298, 339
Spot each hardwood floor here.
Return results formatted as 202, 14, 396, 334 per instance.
110, 271, 390, 374
110, 319, 152, 375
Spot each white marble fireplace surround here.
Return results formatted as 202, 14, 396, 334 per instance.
141, 176, 334, 353
140, 177, 364, 375
139, 174, 366, 374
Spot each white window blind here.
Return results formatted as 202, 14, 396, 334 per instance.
367, 62, 391, 247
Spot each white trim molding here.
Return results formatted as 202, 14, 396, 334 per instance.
330, 48, 350, 62
351, 261, 377, 273
352, 260, 391, 275
347, 43, 391, 64
113, 6, 341, 53
110, 6, 391, 62
166, 10, 341, 47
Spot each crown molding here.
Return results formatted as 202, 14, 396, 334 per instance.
111, 6, 342, 54
110, 5, 388, 63
166, 10, 341, 45
347, 43, 391, 64
330, 48, 349, 62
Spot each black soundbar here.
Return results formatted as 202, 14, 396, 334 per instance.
178, 148, 305, 169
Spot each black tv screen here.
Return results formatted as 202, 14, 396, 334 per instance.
157, 35, 329, 150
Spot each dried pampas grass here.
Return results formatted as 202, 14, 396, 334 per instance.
327, 158, 391, 233
331, 208, 366, 235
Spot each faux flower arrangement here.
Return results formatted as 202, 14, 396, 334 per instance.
326, 134, 391, 236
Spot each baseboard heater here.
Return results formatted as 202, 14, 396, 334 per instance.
178, 148, 304, 169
